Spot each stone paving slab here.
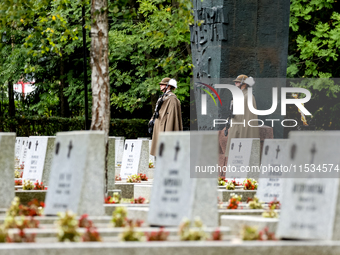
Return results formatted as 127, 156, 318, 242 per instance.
1, 241, 340, 255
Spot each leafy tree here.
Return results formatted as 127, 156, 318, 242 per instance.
287, 0, 340, 130
0, 0, 91, 118
108, 0, 193, 115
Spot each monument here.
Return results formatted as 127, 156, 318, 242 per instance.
190, 0, 290, 139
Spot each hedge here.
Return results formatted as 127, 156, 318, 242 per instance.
0, 116, 150, 139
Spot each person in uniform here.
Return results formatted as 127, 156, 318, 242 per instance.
225, 74, 260, 158
149, 77, 183, 156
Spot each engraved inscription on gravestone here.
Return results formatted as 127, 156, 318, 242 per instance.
225, 138, 260, 182
277, 131, 340, 240
22, 136, 55, 184
148, 132, 218, 227
23, 137, 49, 182
120, 140, 149, 179
257, 139, 288, 202
18, 138, 28, 171
45, 131, 105, 216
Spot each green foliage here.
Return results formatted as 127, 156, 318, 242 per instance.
57, 211, 80, 242
0, 116, 150, 138
288, 0, 340, 78
178, 217, 207, 241
108, 0, 193, 113
111, 207, 128, 227
0, 0, 91, 118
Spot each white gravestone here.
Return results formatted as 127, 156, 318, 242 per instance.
0, 133, 16, 208
107, 137, 116, 190
120, 139, 149, 179
44, 131, 105, 216
14, 137, 23, 169
22, 136, 55, 184
18, 137, 28, 171
148, 131, 218, 227
149, 140, 156, 167
115, 139, 124, 167
225, 138, 260, 182
256, 139, 289, 203
277, 131, 340, 240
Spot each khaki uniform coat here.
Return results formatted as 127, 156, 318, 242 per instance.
150, 92, 183, 156
225, 88, 260, 157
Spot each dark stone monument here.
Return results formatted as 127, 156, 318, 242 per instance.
190, 0, 290, 139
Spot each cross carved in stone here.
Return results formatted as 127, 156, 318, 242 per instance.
68, 141, 73, 158
159, 143, 164, 157
174, 141, 180, 161
310, 143, 316, 164
265, 145, 269, 155
55, 142, 60, 155
131, 143, 134, 152
35, 141, 39, 151
238, 142, 242, 152
276, 145, 280, 159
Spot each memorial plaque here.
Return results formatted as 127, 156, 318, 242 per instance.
22, 136, 55, 184
115, 139, 124, 167
148, 131, 218, 227
44, 131, 105, 216
277, 131, 340, 240
0, 133, 15, 208
225, 138, 260, 182
120, 139, 149, 179
256, 139, 289, 202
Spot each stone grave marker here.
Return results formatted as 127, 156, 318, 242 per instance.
277, 131, 340, 240
22, 136, 55, 184
225, 138, 260, 182
44, 131, 105, 216
149, 140, 155, 168
18, 137, 28, 172
120, 139, 149, 179
15, 137, 25, 169
256, 139, 289, 203
115, 138, 124, 167
148, 131, 218, 227
107, 137, 116, 190
0, 133, 15, 208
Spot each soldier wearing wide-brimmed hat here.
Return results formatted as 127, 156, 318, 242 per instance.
149, 77, 183, 156
225, 74, 259, 158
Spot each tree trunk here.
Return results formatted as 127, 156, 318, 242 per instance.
60, 57, 69, 117
8, 80, 15, 117
90, 0, 110, 194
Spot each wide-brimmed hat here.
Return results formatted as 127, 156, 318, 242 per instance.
159, 77, 177, 88
159, 77, 171, 85
233, 74, 248, 83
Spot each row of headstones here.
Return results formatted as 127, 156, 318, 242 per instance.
13, 136, 156, 185
3, 131, 340, 240
225, 133, 340, 240
2, 132, 154, 213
